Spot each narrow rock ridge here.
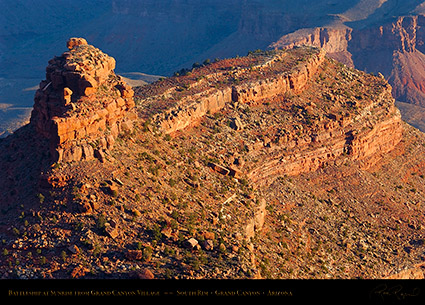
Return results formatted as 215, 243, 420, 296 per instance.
30, 38, 136, 162
139, 47, 325, 134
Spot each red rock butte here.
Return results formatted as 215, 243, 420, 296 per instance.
30, 38, 136, 162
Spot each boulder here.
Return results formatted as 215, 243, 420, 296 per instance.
68, 244, 80, 254
78, 201, 92, 214
94, 149, 106, 163
208, 162, 230, 176
105, 222, 119, 239
183, 238, 200, 249
203, 231, 215, 240
200, 240, 214, 251
230, 117, 244, 131
107, 184, 119, 197
137, 269, 155, 279
126, 250, 144, 261
67, 37, 88, 50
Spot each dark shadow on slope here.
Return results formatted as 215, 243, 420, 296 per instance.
0, 123, 51, 215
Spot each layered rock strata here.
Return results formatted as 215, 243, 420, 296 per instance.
247, 84, 403, 184
143, 48, 325, 134
135, 47, 402, 184
30, 38, 135, 162
270, 27, 354, 67
270, 14, 425, 108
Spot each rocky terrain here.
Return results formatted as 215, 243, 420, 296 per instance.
0, 38, 424, 280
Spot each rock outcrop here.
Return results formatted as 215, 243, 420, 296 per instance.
247, 84, 403, 183
271, 14, 425, 112
135, 46, 402, 183
30, 38, 136, 162
231, 49, 325, 102
137, 47, 325, 134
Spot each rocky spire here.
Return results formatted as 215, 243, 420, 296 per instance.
30, 38, 136, 162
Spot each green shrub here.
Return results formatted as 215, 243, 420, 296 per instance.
96, 214, 107, 230
143, 246, 153, 262
37, 193, 45, 203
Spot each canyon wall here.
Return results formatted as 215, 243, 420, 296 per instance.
30, 38, 136, 163
270, 27, 354, 67
271, 14, 425, 110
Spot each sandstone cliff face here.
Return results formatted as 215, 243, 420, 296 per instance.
350, 15, 425, 54
270, 27, 354, 67
247, 82, 402, 184
271, 14, 425, 112
232, 49, 325, 102
350, 15, 425, 108
30, 38, 136, 162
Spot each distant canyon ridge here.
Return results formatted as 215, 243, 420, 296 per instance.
3, 0, 425, 133
272, 14, 425, 131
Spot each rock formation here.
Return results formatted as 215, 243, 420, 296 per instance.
30, 38, 136, 162
138, 48, 326, 135
247, 82, 403, 183
136, 46, 402, 182
271, 14, 425, 112
270, 27, 354, 67
1, 40, 424, 281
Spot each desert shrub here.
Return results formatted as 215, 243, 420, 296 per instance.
143, 246, 153, 261
37, 193, 45, 203
96, 214, 107, 230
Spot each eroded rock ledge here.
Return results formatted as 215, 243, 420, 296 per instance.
30, 38, 136, 162
135, 46, 402, 182
137, 47, 325, 134
247, 84, 403, 184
